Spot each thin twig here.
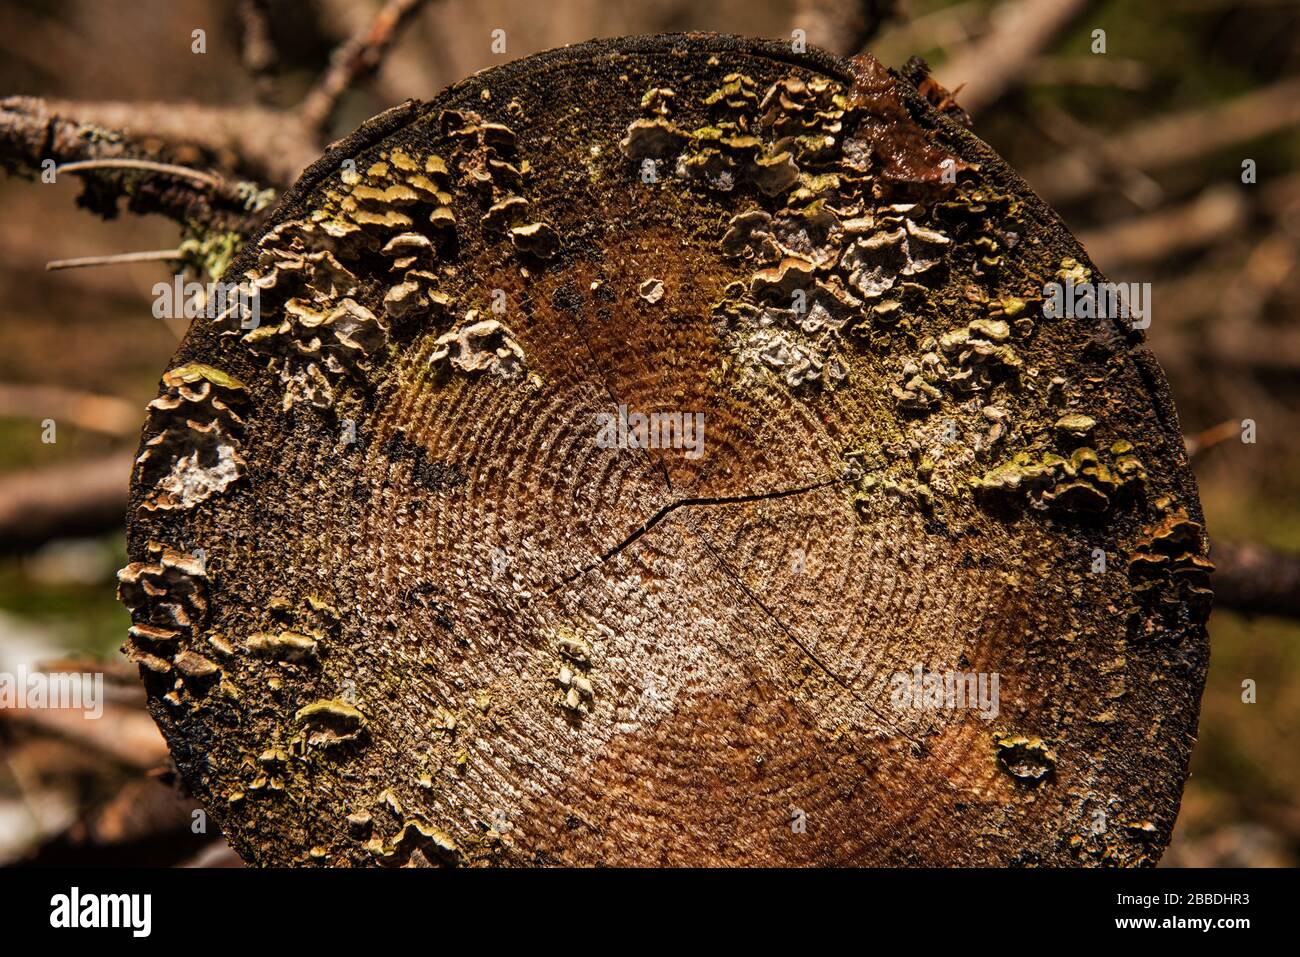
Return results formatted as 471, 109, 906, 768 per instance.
1185, 419, 1243, 459
57, 158, 222, 189
46, 249, 182, 271
1029, 55, 1151, 90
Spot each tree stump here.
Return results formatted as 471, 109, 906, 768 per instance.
119, 35, 1212, 867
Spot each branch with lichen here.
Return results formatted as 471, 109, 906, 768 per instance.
0, 95, 276, 237
0, 0, 434, 279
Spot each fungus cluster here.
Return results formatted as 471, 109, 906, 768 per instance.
892, 317, 1021, 412
975, 439, 1147, 517
117, 543, 210, 682
441, 109, 559, 259
233, 146, 473, 409
1127, 499, 1215, 640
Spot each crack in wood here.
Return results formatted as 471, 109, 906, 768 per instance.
544, 478, 844, 595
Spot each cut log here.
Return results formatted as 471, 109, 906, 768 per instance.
119, 34, 1211, 867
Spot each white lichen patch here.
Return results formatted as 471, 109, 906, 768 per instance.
713, 275, 854, 390
152, 440, 243, 511
136, 363, 247, 511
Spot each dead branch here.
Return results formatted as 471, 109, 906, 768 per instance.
298, 0, 435, 135
1188, 326, 1300, 371
314, 0, 444, 104
1212, 541, 1300, 620
1076, 185, 1248, 269
180, 841, 245, 868
0, 96, 273, 233
14, 96, 311, 190
1029, 55, 1150, 90
789, 0, 900, 57
934, 0, 1092, 116
0, 695, 169, 771
0, 451, 132, 553
57, 157, 224, 189
870, 1, 983, 63
0, 384, 139, 438
1030, 101, 1164, 210
237, 0, 279, 104
1027, 75, 1300, 205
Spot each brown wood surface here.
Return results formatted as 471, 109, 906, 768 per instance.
119, 34, 1211, 867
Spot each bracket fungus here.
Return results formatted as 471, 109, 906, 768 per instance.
122, 36, 1209, 867
135, 363, 247, 511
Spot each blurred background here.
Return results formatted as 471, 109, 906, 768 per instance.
0, 0, 1296, 867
